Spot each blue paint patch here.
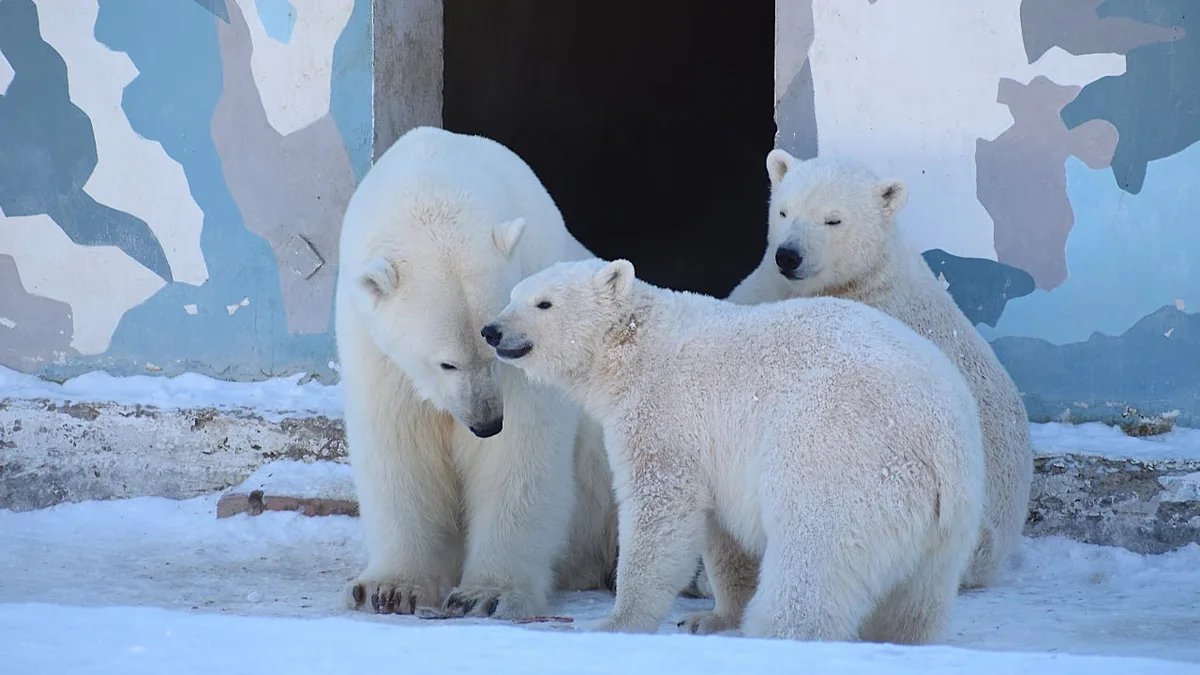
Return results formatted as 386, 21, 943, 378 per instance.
38, 0, 338, 382
985, 142, 1200, 345
256, 0, 296, 44
330, 0, 372, 181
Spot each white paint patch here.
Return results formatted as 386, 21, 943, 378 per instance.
33, 1, 209, 286
183, 304, 198, 315
0, 317, 16, 329
226, 297, 251, 315
1176, 299, 1186, 311
808, 0, 1124, 261
0, 213, 165, 355
0, 48, 14, 96
231, 0, 354, 135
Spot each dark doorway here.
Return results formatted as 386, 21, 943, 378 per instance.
443, 1, 776, 297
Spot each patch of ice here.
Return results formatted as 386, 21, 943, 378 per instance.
1031, 422, 1200, 461
2, 603, 1197, 675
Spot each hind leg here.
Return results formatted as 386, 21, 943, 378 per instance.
739, 526, 875, 642
860, 542, 969, 645
678, 516, 759, 635
959, 524, 996, 590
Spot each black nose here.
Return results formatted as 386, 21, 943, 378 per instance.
775, 246, 803, 274
470, 417, 503, 438
481, 323, 502, 347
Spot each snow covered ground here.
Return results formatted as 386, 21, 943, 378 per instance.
3, 366, 1200, 672
1, 493, 1198, 673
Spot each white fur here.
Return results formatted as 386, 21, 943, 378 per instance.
335, 127, 617, 619
727, 150, 1034, 589
484, 258, 986, 643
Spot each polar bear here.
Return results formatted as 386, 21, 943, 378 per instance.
335, 127, 618, 619
481, 258, 985, 643
727, 150, 1034, 589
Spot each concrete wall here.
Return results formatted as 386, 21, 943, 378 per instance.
776, 0, 1199, 426
0, 0, 377, 382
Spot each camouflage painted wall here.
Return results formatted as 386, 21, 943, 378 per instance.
778, 0, 1198, 426
0, 0, 372, 381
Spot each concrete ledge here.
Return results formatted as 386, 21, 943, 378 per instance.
1028, 454, 1200, 554
0, 398, 345, 511
3, 398, 1199, 556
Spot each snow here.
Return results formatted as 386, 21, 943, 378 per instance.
230, 459, 358, 502
4, 605, 1198, 675
3, 366, 1200, 671
0, 365, 343, 422
1031, 421, 1200, 461
4, 364, 1199, 459
2, 495, 1199, 671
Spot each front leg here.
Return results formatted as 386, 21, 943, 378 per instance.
679, 517, 759, 635
594, 435, 706, 634
341, 359, 461, 615
444, 384, 579, 619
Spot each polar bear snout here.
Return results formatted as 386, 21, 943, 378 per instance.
775, 244, 806, 280
481, 323, 503, 347
482, 322, 533, 361
468, 416, 504, 438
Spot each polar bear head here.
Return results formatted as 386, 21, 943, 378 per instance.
481, 258, 636, 389
346, 193, 535, 438
761, 150, 908, 295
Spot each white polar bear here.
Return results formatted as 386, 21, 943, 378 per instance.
727, 150, 1034, 589
335, 126, 618, 619
481, 258, 986, 643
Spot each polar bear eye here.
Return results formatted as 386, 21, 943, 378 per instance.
824, 217, 842, 226
778, 209, 787, 218
536, 300, 553, 310
439, 362, 458, 371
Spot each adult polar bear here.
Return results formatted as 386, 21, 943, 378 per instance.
728, 151, 1033, 589
481, 258, 985, 642
335, 127, 617, 618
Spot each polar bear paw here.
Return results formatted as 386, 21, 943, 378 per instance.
677, 611, 740, 635
442, 585, 542, 620
345, 575, 442, 615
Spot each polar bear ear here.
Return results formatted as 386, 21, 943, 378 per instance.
358, 257, 400, 299
878, 179, 909, 219
766, 149, 798, 188
492, 217, 527, 259
592, 259, 636, 299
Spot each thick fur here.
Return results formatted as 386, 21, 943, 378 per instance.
335, 127, 617, 619
727, 150, 1034, 589
483, 258, 986, 643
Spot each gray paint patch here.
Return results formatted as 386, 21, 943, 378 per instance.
1020, 0, 1182, 62
977, 76, 1117, 290
0, 0, 173, 283
922, 249, 1035, 328
190, 0, 230, 23
992, 305, 1200, 428
211, 0, 355, 335
773, 0, 817, 159
1060, 0, 1196, 194
0, 254, 78, 371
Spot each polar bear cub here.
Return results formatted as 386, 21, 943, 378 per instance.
481, 258, 986, 643
728, 150, 1034, 588
336, 127, 617, 620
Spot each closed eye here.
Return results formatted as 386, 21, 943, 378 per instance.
536, 300, 553, 310
824, 217, 842, 226
439, 363, 458, 371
